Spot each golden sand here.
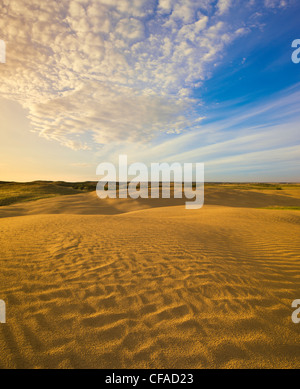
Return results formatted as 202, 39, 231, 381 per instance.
0, 186, 299, 368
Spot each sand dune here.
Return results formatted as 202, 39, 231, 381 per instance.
0, 185, 300, 218
0, 187, 299, 368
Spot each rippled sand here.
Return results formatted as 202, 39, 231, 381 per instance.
0, 187, 299, 368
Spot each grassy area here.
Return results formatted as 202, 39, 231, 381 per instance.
0, 181, 96, 206
204, 183, 300, 190
258, 206, 300, 211
1, 181, 299, 207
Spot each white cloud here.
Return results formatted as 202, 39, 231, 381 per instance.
264, 0, 289, 8
115, 18, 145, 42
0, 0, 268, 149
89, 84, 300, 181
217, 0, 232, 15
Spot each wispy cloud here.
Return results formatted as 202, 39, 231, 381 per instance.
264, 0, 289, 9
91, 84, 300, 181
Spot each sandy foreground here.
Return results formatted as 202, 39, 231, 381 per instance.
0, 187, 299, 368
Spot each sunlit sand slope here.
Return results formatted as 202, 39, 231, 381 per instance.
0, 198, 299, 368
0, 185, 300, 218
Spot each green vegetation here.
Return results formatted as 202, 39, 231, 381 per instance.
258, 206, 300, 211
0, 181, 96, 206
203, 183, 297, 190
0, 181, 299, 207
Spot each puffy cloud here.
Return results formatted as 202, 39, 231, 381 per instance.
0, 0, 257, 149
115, 18, 145, 42
216, 0, 232, 15
28, 81, 202, 148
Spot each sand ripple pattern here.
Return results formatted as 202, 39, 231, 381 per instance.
0, 202, 300, 368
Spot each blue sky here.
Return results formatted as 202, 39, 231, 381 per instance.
200, 2, 300, 105
0, 0, 299, 182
